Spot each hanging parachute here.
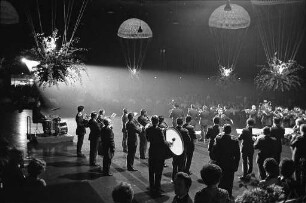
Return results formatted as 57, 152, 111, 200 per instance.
0, 0, 19, 24
252, 0, 305, 92
209, 0, 251, 82
118, 18, 153, 76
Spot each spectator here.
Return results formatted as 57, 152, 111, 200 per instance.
270, 117, 285, 163
259, 158, 279, 188
172, 172, 193, 203
194, 163, 231, 203
112, 182, 134, 203
254, 127, 278, 180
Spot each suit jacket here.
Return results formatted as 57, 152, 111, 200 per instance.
270, 125, 285, 153
291, 135, 306, 166
238, 127, 254, 154
206, 125, 220, 152
88, 119, 101, 141
76, 113, 87, 135
254, 135, 277, 163
101, 126, 115, 158
213, 133, 240, 172
183, 123, 197, 150
146, 125, 167, 160
176, 126, 191, 154
126, 120, 142, 146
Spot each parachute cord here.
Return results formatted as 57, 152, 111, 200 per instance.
133, 39, 136, 70
62, 0, 67, 46
140, 38, 151, 71
36, 0, 43, 33
136, 39, 143, 71
125, 39, 132, 69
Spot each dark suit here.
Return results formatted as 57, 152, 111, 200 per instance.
213, 133, 240, 196
146, 125, 167, 189
238, 127, 254, 176
270, 125, 285, 163
126, 120, 142, 170
254, 135, 277, 180
88, 119, 101, 165
172, 126, 191, 181
138, 115, 150, 159
183, 123, 197, 173
75, 113, 87, 155
101, 126, 115, 174
206, 124, 220, 160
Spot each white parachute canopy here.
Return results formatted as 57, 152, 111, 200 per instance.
0, 0, 19, 24
208, 2, 250, 71
118, 18, 153, 74
251, 0, 305, 63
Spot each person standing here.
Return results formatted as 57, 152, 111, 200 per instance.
121, 109, 128, 153
270, 117, 285, 164
206, 117, 220, 161
187, 104, 199, 128
126, 113, 142, 171
254, 126, 278, 180
238, 118, 256, 180
75, 106, 87, 158
172, 172, 193, 203
100, 119, 115, 176
138, 109, 150, 159
170, 103, 184, 127
88, 112, 101, 166
183, 116, 197, 175
199, 105, 210, 142
146, 115, 168, 194
291, 124, 306, 195
212, 124, 240, 197
172, 118, 191, 182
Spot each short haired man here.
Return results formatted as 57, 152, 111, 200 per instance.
75, 106, 87, 158
112, 182, 134, 203
206, 117, 220, 161
172, 172, 193, 203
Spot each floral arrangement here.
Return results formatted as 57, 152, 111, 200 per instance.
255, 55, 304, 92
213, 65, 239, 88
21, 29, 87, 88
235, 184, 284, 203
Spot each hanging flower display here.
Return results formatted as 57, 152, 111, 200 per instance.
255, 54, 304, 92
214, 65, 239, 88
21, 29, 87, 87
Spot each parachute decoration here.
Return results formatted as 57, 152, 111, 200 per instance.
252, 0, 306, 92
0, 0, 19, 24
118, 18, 153, 77
209, 0, 250, 87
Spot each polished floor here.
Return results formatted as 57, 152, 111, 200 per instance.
0, 109, 292, 203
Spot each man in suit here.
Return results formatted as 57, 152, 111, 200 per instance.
169, 103, 184, 127
212, 124, 240, 196
270, 117, 285, 163
88, 112, 102, 166
206, 117, 220, 161
75, 106, 87, 158
172, 118, 191, 182
126, 113, 142, 171
238, 118, 256, 180
138, 109, 150, 159
146, 115, 168, 194
254, 126, 278, 180
100, 118, 115, 176
183, 116, 197, 175
121, 108, 128, 153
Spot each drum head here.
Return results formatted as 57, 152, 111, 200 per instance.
165, 128, 184, 156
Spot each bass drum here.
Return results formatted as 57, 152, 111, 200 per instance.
55, 122, 68, 135
164, 128, 184, 159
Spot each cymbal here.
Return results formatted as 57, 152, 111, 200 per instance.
51, 107, 60, 111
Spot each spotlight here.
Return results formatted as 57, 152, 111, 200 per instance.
154, 76, 157, 79
21, 58, 40, 72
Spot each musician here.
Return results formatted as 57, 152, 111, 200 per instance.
126, 113, 142, 171
121, 109, 128, 153
158, 115, 168, 131
172, 118, 191, 182
183, 116, 197, 175
100, 118, 115, 176
245, 105, 258, 126
290, 124, 306, 195
32, 99, 47, 132
170, 103, 184, 127
75, 106, 87, 158
212, 124, 240, 197
187, 104, 199, 128
88, 112, 102, 166
97, 109, 106, 127
146, 115, 168, 194
254, 127, 278, 180
270, 117, 285, 164
260, 106, 273, 127
137, 109, 150, 159
215, 109, 233, 126
206, 117, 220, 161
199, 105, 211, 142
238, 118, 256, 180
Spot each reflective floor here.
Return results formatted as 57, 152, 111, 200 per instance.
0, 109, 292, 203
